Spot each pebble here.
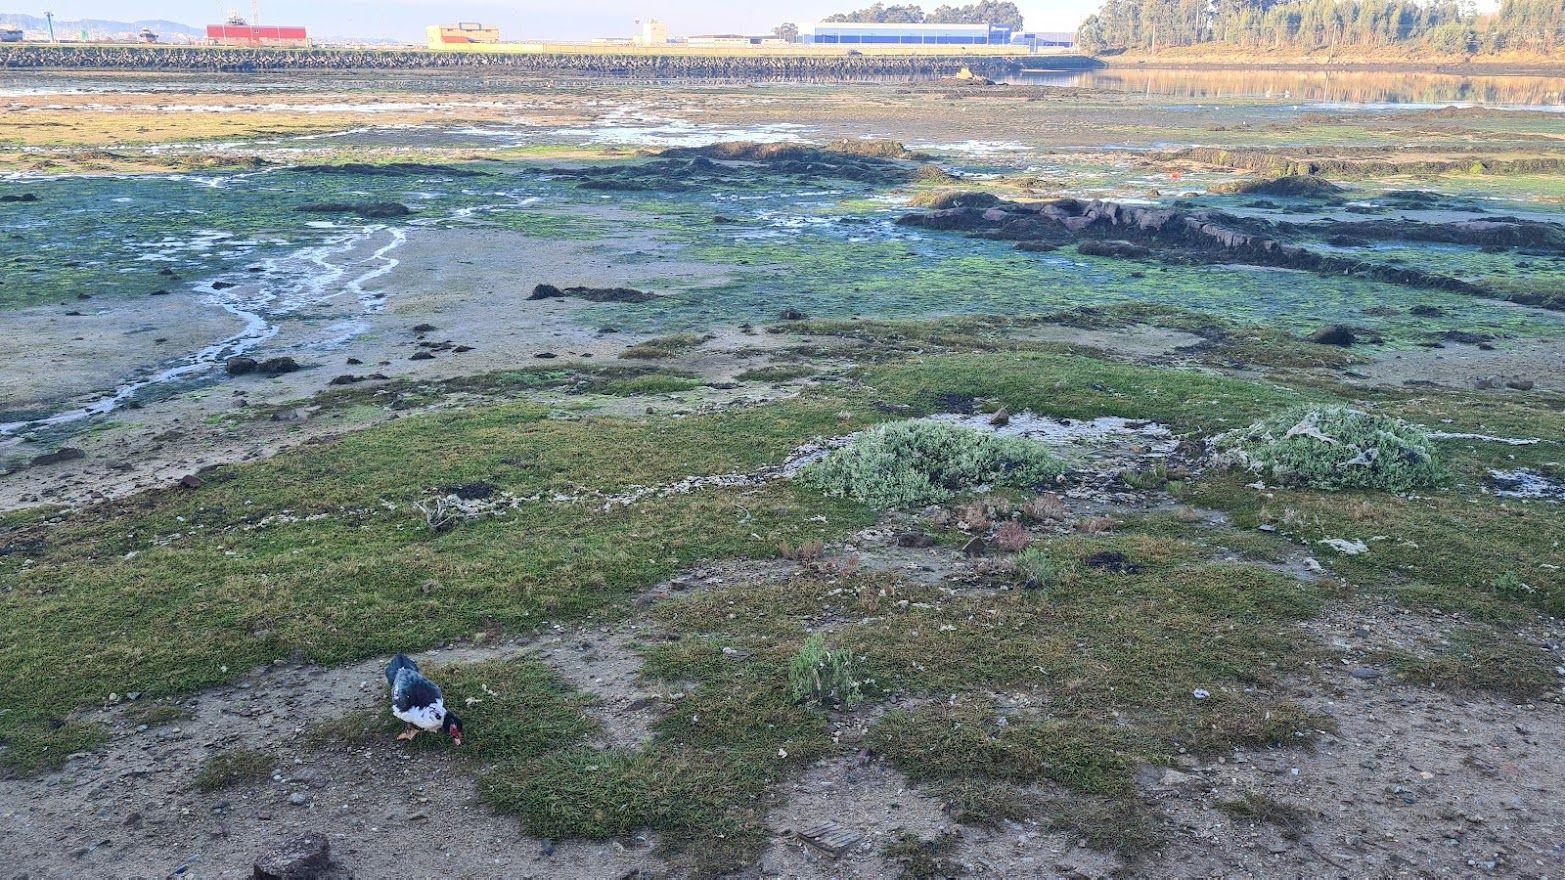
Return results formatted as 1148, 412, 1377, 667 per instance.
1351, 666, 1384, 680
288, 793, 309, 806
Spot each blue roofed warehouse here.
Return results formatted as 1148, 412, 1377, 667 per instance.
803, 22, 1013, 45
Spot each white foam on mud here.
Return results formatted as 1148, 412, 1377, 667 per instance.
1430, 430, 1543, 446
559, 103, 810, 148
911, 139, 1031, 157
926, 412, 1177, 453
1490, 469, 1565, 501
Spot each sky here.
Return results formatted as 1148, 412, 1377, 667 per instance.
24, 0, 1096, 41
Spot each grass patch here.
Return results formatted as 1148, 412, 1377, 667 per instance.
735, 364, 818, 382
193, 747, 274, 790
858, 350, 1323, 434
884, 832, 963, 879
122, 702, 191, 728
0, 397, 877, 772
1184, 472, 1565, 617
1219, 792, 1313, 840
1391, 631, 1558, 701
872, 703, 1146, 798
619, 333, 714, 360
596, 373, 704, 396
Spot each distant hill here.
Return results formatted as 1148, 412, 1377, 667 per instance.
0, 13, 204, 39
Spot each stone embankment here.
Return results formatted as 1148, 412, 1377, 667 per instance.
0, 45, 1099, 78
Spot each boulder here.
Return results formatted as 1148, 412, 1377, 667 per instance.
1307, 325, 1358, 347
295, 202, 411, 219
31, 447, 86, 467
253, 832, 348, 880
1077, 240, 1152, 260
226, 357, 259, 376
527, 284, 656, 303
1210, 175, 1343, 197
257, 357, 301, 375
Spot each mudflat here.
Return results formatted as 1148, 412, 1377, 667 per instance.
1, 69, 1562, 879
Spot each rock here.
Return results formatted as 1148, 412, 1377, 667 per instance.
178, 475, 203, 489
409, 351, 435, 361
345, 357, 363, 365
410, 323, 437, 333
252, 832, 343, 880
1210, 175, 1343, 197
1350, 666, 1383, 680
31, 447, 86, 467
226, 357, 259, 376
328, 375, 360, 385
211, 280, 237, 290
534, 352, 557, 359
961, 536, 987, 557
989, 408, 1010, 427
150, 289, 171, 296
257, 357, 300, 376
1307, 325, 1357, 347
1506, 378, 1535, 391
1158, 768, 1194, 787
528, 284, 656, 303
1077, 239, 1152, 260
777, 308, 808, 321
295, 201, 411, 219
0, 192, 40, 203
288, 792, 309, 806
895, 532, 935, 548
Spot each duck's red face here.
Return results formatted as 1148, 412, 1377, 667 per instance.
447, 723, 464, 746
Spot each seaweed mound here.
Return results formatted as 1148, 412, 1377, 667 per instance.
802, 419, 1064, 509
1209, 407, 1444, 492
1210, 176, 1343, 197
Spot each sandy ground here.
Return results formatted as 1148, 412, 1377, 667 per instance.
1347, 337, 1565, 393
0, 222, 761, 508
0, 295, 244, 418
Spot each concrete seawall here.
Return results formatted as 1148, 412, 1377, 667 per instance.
0, 44, 1100, 78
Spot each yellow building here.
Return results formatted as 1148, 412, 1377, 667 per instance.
427, 23, 501, 47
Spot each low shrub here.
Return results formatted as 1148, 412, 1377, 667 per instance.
788, 634, 864, 709
802, 420, 1063, 509
1208, 406, 1444, 492
1014, 547, 1058, 588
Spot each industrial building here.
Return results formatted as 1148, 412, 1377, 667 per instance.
802, 22, 1013, 45
686, 34, 789, 47
207, 22, 309, 47
0, 27, 22, 43
634, 19, 668, 46
427, 23, 500, 45
1012, 30, 1075, 48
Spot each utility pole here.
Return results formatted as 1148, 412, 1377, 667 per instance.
45, 10, 55, 43
251, 0, 259, 26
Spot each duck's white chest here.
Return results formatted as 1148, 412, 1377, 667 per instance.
393, 699, 446, 731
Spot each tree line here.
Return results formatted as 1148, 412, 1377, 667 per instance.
1075, 0, 1565, 54
816, 2, 1027, 31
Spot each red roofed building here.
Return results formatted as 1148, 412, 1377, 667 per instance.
207, 24, 309, 47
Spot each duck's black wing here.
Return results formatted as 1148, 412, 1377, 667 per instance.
385, 652, 419, 687
392, 668, 443, 712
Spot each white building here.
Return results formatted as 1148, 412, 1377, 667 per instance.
635, 19, 668, 46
